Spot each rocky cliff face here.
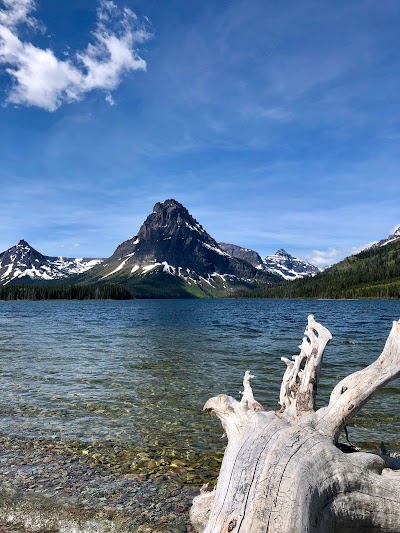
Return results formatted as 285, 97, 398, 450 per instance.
218, 243, 263, 268
218, 243, 319, 280
87, 199, 279, 295
0, 240, 103, 285
110, 199, 232, 274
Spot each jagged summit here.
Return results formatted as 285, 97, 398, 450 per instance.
263, 249, 320, 280
219, 243, 319, 280
275, 248, 288, 256
0, 240, 103, 285
85, 199, 279, 295
111, 198, 212, 270
104, 198, 274, 278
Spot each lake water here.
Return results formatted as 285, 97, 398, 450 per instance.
0, 299, 399, 531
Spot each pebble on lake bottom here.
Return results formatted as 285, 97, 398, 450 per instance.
0, 433, 200, 532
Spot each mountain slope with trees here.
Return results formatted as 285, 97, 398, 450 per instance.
247, 239, 400, 299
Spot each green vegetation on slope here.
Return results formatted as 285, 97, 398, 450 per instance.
244, 240, 400, 299
74, 266, 269, 299
0, 271, 268, 300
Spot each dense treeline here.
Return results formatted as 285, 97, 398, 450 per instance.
0, 283, 133, 301
245, 240, 400, 299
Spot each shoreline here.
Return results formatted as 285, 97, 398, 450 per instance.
0, 433, 199, 532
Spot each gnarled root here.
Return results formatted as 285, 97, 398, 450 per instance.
191, 316, 400, 533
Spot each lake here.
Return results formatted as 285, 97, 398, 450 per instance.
0, 299, 399, 531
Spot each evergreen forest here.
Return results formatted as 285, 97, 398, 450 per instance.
245, 240, 400, 299
0, 283, 133, 301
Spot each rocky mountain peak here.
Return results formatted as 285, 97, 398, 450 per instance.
141, 199, 206, 239
5, 239, 46, 262
98, 200, 279, 289
111, 198, 215, 265
219, 243, 319, 280
0, 240, 102, 285
263, 249, 320, 280
153, 199, 186, 214
275, 249, 290, 258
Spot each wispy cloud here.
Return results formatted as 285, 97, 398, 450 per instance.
350, 241, 378, 254
0, 0, 38, 29
305, 248, 341, 269
242, 105, 294, 121
305, 239, 382, 268
0, 0, 151, 111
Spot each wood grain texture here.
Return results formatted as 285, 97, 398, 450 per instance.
191, 316, 400, 533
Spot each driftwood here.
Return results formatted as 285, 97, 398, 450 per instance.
190, 315, 400, 533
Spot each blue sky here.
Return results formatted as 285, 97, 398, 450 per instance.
0, 0, 399, 267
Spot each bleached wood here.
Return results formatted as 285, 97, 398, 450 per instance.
240, 370, 264, 412
190, 486, 215, 533
279, 315, 332, 417
316, 319, 400, 440
191, 316, 400, 533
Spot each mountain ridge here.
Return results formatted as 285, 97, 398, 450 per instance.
246, 233, 400, 299
2, 205, 398, 299
261, 248, 320, 279
0, 239, 103, 285
80, 199, 279, 297
219, 243, 320, 280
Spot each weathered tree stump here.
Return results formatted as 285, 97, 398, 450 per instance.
190, 316, 400, 533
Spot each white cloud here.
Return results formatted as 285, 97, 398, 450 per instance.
105, 92, 116, 106
305, 248, 341, 269
0, 0, 37, 29
0, 0, 151, 111
306, 240, 382, 269
350, 241, 377, 254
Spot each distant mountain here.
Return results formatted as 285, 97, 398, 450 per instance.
262, 249, 320, 280
247, 231, 400, 299
219, 244, 319, 280
0, 240, 103, 285
218, 243, 263, 268
80, 199, 280, 297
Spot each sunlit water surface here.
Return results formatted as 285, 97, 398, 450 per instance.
0, 299, 399, 529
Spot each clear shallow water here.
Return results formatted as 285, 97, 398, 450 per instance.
0, 299, 399, 529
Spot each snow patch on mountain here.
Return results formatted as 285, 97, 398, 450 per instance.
93, 200, 276, 292
262, 249, 320, 280
126, 260, 250, 290
0, 240, 103, 285
219, 243, 319, 280
372, 226, 400, 248
100, 258, 130, 279
201, 242, 230, 256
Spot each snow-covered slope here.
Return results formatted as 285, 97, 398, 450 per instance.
218, 244, 319, 281
262, 249, 320, 280
81, 199, 279, 294
0, 240, 103, 285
